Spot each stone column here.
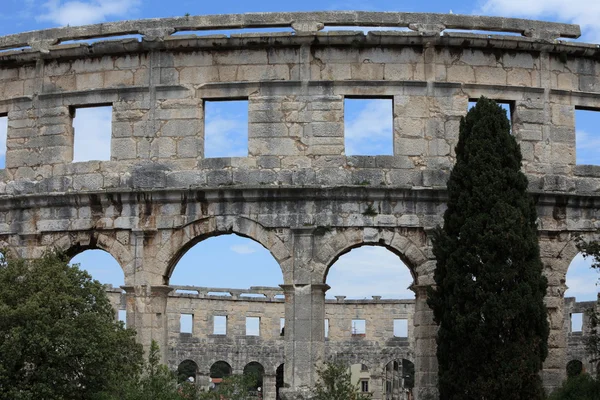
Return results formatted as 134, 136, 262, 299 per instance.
370, 373, 385, 400
262, 373, 277, 400
279, 283, 329, 400
122, 284, 173, 362
411, 285, 438, 400
542, 262, 569, 391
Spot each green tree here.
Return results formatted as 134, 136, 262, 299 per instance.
121, 341, 192, 400
198, 373, 258, 400
313, 361, 370, 400
0, 251, 144, 399
577, 237, 600, 372
548, 373, 600, 400
427, 97, 549, 399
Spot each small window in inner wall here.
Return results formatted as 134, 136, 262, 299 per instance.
0, 114, 6, 169
280, 317, 285, 336
204, 100, 248, 158
575, 108, 600, 165
214, 315, 227, 335
571, 313, 583, 333
393, 319, 408, 338
72, 105, 112, 162
352, 319, 366, 336
180, 314, 193, 334
246, 316, 260, 336
344, 98, 393, 156
325, 319, 330, 338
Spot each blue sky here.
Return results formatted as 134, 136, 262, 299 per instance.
0, 0, 598, 304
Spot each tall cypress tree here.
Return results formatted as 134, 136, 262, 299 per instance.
427, 97, 549, 399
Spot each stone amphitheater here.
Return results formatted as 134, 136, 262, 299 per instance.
0, 10, 599, 400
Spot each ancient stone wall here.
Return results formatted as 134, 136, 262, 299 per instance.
1, 11, 599, 399
105, 286, 598, 399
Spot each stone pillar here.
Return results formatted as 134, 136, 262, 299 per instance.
279, 283, 329, 400
542, 267, 569, 391
122, 284, 173, 362
262, 373, 277, 400
370, 373, 385, 400
412, 285, 438, 400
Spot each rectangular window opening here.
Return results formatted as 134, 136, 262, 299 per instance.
118, 309, 127, 327
180, 313, 193, 334
71, 105, 112, 162
0, 114, 6, 169
571, 313, 583, 333
344, 97, 393, 156
204, 99, 248, 158
325, 319, 330, 338
280, 317, 285, 336
393, 319, 408, 338
361, 380, 369, 393
246, 316, 260, 336
468, 99, 514, 133
575, 107, 600, 165
213, 315, 227, 335
352, 319, 366, 336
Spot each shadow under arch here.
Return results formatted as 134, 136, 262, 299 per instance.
160, 216, 291, 284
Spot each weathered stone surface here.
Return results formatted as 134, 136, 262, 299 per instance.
0, 11, 597, 400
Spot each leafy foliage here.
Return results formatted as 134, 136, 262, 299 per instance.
118, 340, 207, 400
427, 97, 549, 399
576, 237, 600, 371
0, 251, 143, 399
313, 361, 371, 400
548, 374, 600, 400
198, 372, 259, 400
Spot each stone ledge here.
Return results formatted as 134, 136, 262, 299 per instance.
0, 11, 580, 53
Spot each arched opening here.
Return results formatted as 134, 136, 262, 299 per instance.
170, 234, 282, 288
276, 364, 284, 400
69, 249, 124, 287
209, 360, 232, 391
566, 253, 600, 302
384, 359, 414, 400
243, 362, 265, 393
177, 359, 198, 383
566, 359, 584, 377
210, 361, 232, 379
326, 245, 415, 300
69, 249, 125, 324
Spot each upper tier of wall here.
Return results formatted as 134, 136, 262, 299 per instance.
0, 11, 598, 199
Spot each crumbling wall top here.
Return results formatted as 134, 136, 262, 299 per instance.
0, 11, 581, 52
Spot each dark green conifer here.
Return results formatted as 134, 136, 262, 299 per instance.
427, 97, 549, 400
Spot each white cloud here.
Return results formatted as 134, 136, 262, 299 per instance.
327, 246, 414, 299
72, 106, 112, 162
478, 0, 600, 42
204, 101, 248, 158
230, 244, 258, 255
345, 99, 394, 156
576, 130, 600, 165
37, 0, 140, 27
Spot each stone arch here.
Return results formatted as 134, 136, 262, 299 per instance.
566, 359, 584, 377
156, 216, 292, 284
316, 227, 430, 286
47, 231, 134, 282
178, 359, 199, 382
243, 361, 265, 390
209, 360, 233, 379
